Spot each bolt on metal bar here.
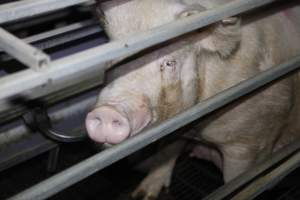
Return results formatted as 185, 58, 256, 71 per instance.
0, 27, 50, 71
8, 55, 300, 200
0, 0, 279, 100
203, 139, 300, 200
0, 0, 93, 24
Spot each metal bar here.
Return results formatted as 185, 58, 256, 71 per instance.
0, 133, 57, 172
8, 55, 300, 200
24, 20, 98, 44
0, 20, 102, 61
0, 0, 93, 24
29, 24, 101, 52
0, 89, 97, 172
0, 0, 278, 100
0, 27, 50, 70
232, 151, 300, 200
203, 139, 300, 200
3, 10, 71, 31
47, 147, 60, 173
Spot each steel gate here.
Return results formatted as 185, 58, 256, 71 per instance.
0, 0, 300, 200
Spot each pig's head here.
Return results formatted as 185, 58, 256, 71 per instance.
87, 0, 241, 145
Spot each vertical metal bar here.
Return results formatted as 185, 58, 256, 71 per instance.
0, 27, 50, 70
0, 0, 93, 24
8, 55, 300, 200
47, 146, 60, 173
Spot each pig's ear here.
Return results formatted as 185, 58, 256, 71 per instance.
177, 4, 241, 58
201, 17, 242, 58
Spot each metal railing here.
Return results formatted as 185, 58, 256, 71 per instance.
0, 0, 278, 99
8, 55, 300, 200
0, 27, 50, 70
0, 0, 94, 24
1, 0, 300, 199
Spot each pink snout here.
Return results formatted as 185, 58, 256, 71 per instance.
85, 106, 130, 144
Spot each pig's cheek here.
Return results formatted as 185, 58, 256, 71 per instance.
130, 107, 153, 135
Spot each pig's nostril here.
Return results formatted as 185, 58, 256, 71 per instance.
86, 106, 131, 144
95, 117, 102, 125
86, 117, 102, 133
112, 119, 122, 127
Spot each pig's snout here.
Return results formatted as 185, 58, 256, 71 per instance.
85, 106, 130, 144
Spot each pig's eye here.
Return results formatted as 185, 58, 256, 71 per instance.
160, 59, 177, 72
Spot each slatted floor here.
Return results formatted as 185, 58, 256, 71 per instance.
1, 142, 300, 200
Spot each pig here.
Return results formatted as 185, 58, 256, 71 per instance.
86, 0, 300, 199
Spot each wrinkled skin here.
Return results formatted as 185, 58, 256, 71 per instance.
86, 0, 300, 199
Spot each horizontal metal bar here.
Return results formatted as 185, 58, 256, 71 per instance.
0, 27, 50, 70
0, 0, 278, 101
0, 90, 95, 147
203, 139, 300, 200
232, 151, 300, 200
0, 0, 93, 24
24, 20, 98, 44
0, 133, 56, 172
3, 10, 71, 31
0, 89, 97, 172
0, 20, 102, 61
8, 55, 300, 200
30, 24, 101, 52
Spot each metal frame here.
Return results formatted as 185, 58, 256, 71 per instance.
232, 151, 300, 200
0, 89, 97, 172
0, 0, 278, 100
0, 0, 94, 24
0, 0, 300, 199
8, 56, 300, 200
0, 20, 102, 61
204, 139, 300, 200
0, 27, 50, 70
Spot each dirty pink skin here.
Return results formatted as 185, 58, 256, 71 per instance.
87, 0, 300, 199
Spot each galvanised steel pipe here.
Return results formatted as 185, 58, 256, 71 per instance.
0, 90, 96, 147
0, 0, 279, 100
0, 0, 93, 24
0, 20, 102, 62
0, 27, 50, 70
233, 151, 300, 200
204, 139, 300, 200
8, 55, 300, 200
